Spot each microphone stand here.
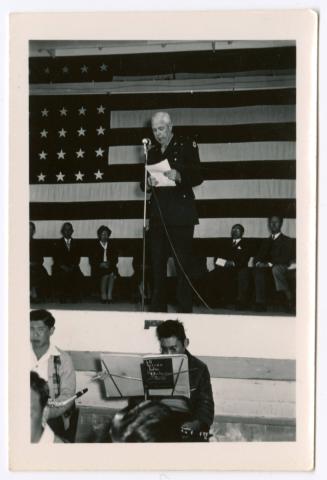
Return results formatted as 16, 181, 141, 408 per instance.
141, 141, 149, 312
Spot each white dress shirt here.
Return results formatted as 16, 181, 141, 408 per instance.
100, 241, 108, 262
31, 343, 61, 382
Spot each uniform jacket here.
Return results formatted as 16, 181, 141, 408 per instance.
186, 350, 215, 431
53, 237, 81, 269
89, 240, 119, 276
214, 238, 251, 269
147, 136, 203, 226
255, 233, 294, 266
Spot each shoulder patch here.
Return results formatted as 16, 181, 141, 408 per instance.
192, 140, 197, 148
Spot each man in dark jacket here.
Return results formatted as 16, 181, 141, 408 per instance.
206, 224, 251, 308
254, 216, 294, 311
156, 320, 214, 436
146, 112, 203, 313
52, 222, 84, 302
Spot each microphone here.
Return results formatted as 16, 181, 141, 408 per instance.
142, 138, 152, 147
47, 388, 88, 407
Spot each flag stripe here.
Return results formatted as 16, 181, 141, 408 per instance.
29, 46, 295, 83
30, 199, 295, 221
101, 89, 296, 110
30, 179, 295, 203
108, 142, 296, 165
110, 106, 295, 128
108, 123, 295, 146
31, 237, 296, 258
30, 89, 295, 107
30, 218, 296, 240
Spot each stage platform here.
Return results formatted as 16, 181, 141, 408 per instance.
30, 299, 294, 316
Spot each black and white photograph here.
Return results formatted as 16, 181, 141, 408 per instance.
8, 9, 317, 471
29, 39, 296, 316
27, 39, 299, 445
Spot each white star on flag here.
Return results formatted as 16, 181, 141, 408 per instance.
94, 169, 104, 180
76, 148, 85, 159
96, 126, 105, 135
78, 106, 87, 116
44, 67, 50, 74
40, 129, 48, 138
77, 127, 86, 136
38, 151, 47, 160
95, 147, 105, 157
81, 65, 88, 73
56, 172, 65, 182
57, 149, 66, 160
100, 63, 108, 72
37, 173, 46, 182
62, 66, 69, 73
97, 105, 105, 114
41, 108, 49, 117
75, 171, 84, 181
60, 107, 68, 116
58, 128, 67, 138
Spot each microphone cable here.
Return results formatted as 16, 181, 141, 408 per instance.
149, 182, 212, 312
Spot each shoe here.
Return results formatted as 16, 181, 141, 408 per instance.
106, 299, 112, 304
101, 299, 107, 304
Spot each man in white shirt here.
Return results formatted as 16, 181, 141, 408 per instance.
30, 309, 76, 440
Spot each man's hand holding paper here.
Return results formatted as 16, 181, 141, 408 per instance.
146, 159, 179, 187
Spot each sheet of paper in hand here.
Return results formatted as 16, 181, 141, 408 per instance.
146, 159, 176, 187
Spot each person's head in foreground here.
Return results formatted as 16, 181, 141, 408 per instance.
268, 215, 283, 235
231, 223, 244, 240
30, 309, 55, 357
151, 111, 173, 148
110, 400, 182, 442
156, 319, 189, 354
30, 371, 49, 443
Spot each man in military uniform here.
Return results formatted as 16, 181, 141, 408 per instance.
146, 111, 203, 313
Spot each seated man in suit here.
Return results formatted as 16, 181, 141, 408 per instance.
254, 216, 294, 312
156, 320, 214, 437
205, 224, 251, 308
52, 222, 84, 302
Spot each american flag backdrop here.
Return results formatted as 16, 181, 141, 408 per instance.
29, 41, 296, 277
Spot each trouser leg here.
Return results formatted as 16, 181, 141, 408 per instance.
169, 226, 194, 313
150, 223, 168, 312
272, 264, 292, 304
237, 268, 251, 303
271, 264, 289, 292
254, 267, 269, 304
